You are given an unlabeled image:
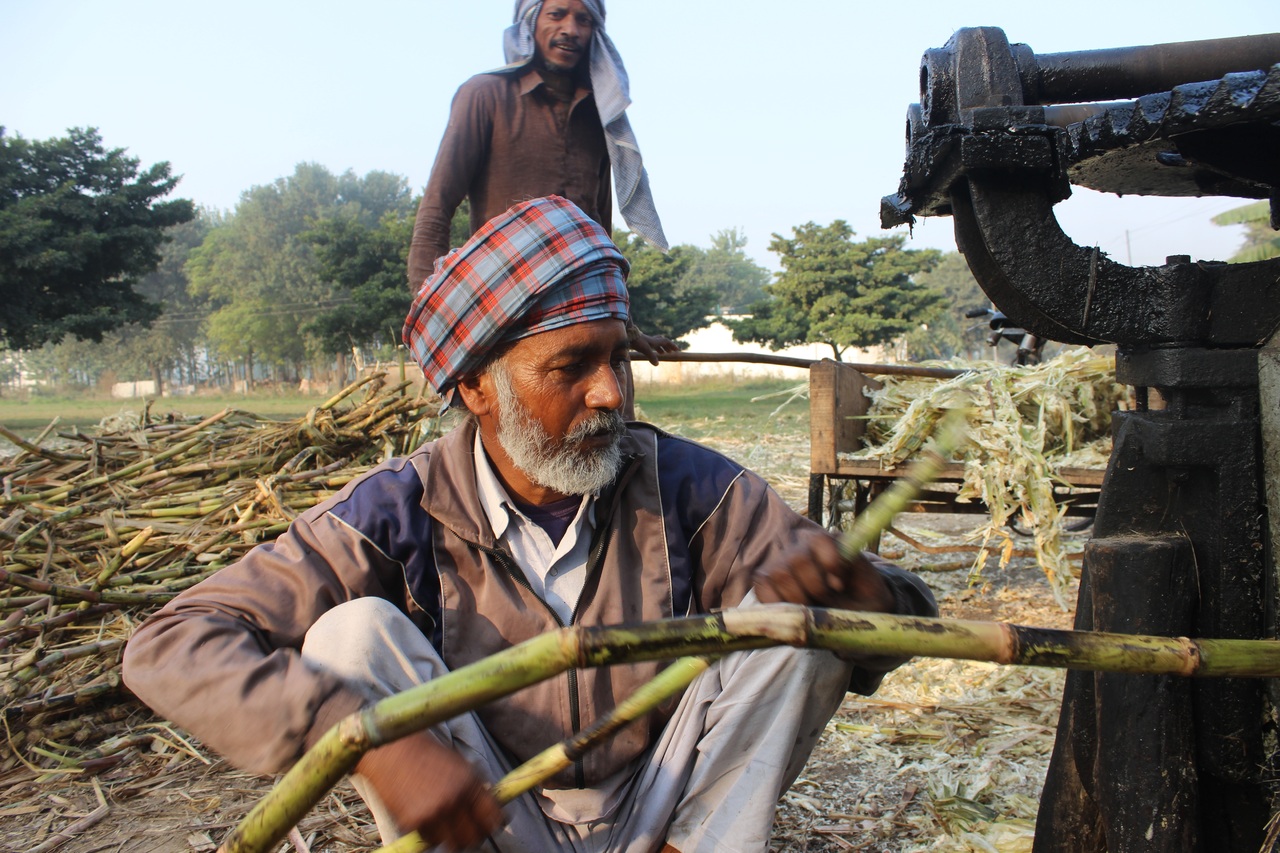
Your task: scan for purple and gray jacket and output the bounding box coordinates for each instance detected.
[123,420,936,787]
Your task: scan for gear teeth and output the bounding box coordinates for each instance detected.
[1063,64,1280,170]
[1219,69,1267,109]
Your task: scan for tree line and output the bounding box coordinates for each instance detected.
[2,127,1001,395]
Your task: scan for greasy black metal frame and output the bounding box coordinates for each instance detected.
[883,27,1280,852]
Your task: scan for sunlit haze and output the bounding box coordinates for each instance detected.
[4,0,1276,270]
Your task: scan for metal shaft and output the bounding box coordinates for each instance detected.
[1030,33,1280,104]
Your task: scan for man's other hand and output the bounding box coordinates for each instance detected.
[627,323,678,366]
[754,534,897,613]
[355,730,504,849]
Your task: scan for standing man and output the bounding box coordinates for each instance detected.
[409,0,673,362]
[124,197,937,852]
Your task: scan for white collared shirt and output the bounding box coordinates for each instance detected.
[473,432,597,625]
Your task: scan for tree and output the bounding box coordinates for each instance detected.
[22,334,112,390]
[0,127,194,350]
[1212,201,1279,263]
[305,206,415,359]
[679,228,770,315]
[730,221,943,360]
[612,230,716,343]
[902,252,991,361]
[110,209,219,392]
[186,164,411,385]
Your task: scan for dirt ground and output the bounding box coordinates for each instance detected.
[0,423,1085,853]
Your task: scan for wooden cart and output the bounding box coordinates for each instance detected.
[806,359,1106,540]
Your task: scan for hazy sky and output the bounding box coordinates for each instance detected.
[4,0,1277,270]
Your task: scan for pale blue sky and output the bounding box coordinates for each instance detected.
[3,0,1277,270]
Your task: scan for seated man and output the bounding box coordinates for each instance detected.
[123,196,936,853]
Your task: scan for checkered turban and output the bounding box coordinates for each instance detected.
[402,195,630,400]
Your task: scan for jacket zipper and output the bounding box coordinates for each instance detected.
[480,456,635,788]
[487,542,595,786]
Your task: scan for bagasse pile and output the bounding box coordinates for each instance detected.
[0,373,445,774]
[851,348,1124,607]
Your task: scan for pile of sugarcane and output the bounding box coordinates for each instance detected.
[849,348,1125,606]
[0,373,446,774]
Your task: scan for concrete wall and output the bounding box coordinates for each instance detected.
[110,380,157,399]
[631,319,885,385]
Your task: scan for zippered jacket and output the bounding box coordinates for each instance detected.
[123,421,936,786]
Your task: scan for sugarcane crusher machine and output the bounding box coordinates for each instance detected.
[882,28,1280,852]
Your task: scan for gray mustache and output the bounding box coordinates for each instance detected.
[565,411,625,444]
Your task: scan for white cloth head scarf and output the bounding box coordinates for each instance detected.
[504,0,669,252]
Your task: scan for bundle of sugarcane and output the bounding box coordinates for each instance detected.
[850,348,1125,606]
[0,373,445,774]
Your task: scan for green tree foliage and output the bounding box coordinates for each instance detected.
[186,164,411,382]
[449,198,472,256]
[902,252,991,361]
[306,207,415,355]
[0,127,194,350]
[730,221,943,360]
[110,209,219,391]
[679,228,770,315]
[612,230,716,343]
[22,334,112,390]
[1212,201,1279,263]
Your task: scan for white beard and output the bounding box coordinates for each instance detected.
[490,362,624,496]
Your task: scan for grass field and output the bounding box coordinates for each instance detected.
[0,376,810,439]
[0,390,325,434]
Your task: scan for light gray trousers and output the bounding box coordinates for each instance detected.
[301,597,852,853]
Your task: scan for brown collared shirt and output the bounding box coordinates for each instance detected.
[408,65,613,290]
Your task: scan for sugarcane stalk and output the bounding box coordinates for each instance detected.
[0,566,202,605]
[79,526,154,609]
[7,638,124,683]
[13,506,86,548]
[3,679,121,720]
[0,604,120,651]
[838,408,967,561]
[159,408,235,443]
[4,437,205,505]
[0,423,84,462]
[318,374,380,412]
[493,654,714,803]
[126,457,271,487]
[377,654,718,853]
[220,604,1280,853]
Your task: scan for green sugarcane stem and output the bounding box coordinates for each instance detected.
[838,408,967,561]
[493,654,714,803]
[0,423,83,462]
[79,527,154,610]
[1,679,122,721]
[219,600,1280,853]
[126,458,270,487]
[5,437,205,505]
[319,374,380,411]
[0,604,119,652]
[160,408,234,443]
[376,655,716,853]
[10,638,124,683]
[13,506,85,548]
[0,566,200,605]
[217,631,580,853]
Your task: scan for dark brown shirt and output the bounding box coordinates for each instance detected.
[408,65,613,290]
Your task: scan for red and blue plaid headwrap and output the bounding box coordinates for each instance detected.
[402,196,630,399]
